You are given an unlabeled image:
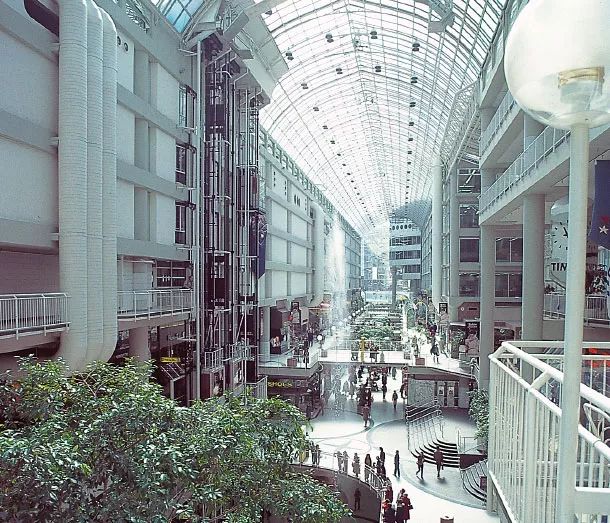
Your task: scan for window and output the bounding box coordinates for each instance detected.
[459,204,479,228]
[175,202,188,245]
[459,273,480,296]
[390,236,421,246]
[458,169,481,194]
[156,261,188,288]
[495,273,522,297]
[175,143,194,186]
[496,237,523,262]
[401,265,421,274]
[390,250,420,260]
[460,238,480,262]
[178,85,196,129]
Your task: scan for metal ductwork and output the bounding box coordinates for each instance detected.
[85,0,104,361]
[99,9,118,362]
[55,0,117,369]
[309,202,325,307]
[56,0,89,370]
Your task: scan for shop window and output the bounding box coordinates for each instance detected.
[459,204,479,228]
[459,273,480,297]
[460,237,480,262]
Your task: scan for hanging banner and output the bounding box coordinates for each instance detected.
[589,160,610,250]
[464,321,480,354]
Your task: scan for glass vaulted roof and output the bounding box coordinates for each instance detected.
[259,0,506,249]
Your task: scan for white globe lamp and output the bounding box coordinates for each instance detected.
[505,2,610,520]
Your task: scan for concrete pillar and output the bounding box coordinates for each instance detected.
[391,267,398,306]
[134,188,150,241]
[134,118,149,171]
[129,326,150,361]
[479,224,495,390]
[449,168,460,321]
[431,159,443,308]
[133,49,150,102]
[521,194,545,339]
[260,306,271,362]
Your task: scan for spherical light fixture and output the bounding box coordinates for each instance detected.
[504,0,610,130]
[317,335,323,341]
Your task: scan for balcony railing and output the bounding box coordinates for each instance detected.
[117,289,193,319]
[0,293,69,338]
[202,348,224,370]
[479,126,570,216]
[488,341,610,523]
[544,293,609,323]
[225,343,252,361]
[480,90,516,154]
[246,376,268,399]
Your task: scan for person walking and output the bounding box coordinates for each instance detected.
[354,487,361,511]
[431,342,440,364]
[392,390,398,411]
[352,453,361,478]
[336,450,343,472]
[315,444,321,466]
[403,494,414,521]
[395,502,405,523]
[379,447,386,465]
[416,451,425,479]
[362,403,371,428]
[381,382,388,401]
[434,446,444,478]
[391,366,397,379]
[393,450,400,476]
[384,482,394,508]
[364,453,372,483]
[382,504,396,523]
[343,451,349,474]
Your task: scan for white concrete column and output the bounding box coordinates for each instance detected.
[391,267,398,306]
[133,49,150,102]
[129,326,150,361]
[478,224,496,390]
[134,188,150,241]
[521,194,545,339]
[449,168,460,321]
[432,159,443,308]
[260,306,271,362]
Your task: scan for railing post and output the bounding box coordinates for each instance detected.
[42,295,47,335]
[14,296,19,339]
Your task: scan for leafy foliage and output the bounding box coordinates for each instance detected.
[468,389,489,444]
[0,358,349,522]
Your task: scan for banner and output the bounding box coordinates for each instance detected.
[589,160,610,250]
[464,321,480,354]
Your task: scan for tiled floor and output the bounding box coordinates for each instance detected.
[309,369,499,522]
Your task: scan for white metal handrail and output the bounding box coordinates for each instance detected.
[246,376,268,399]
[480,90,516,154]
[0,293,69,338]
[117,289,193,319]
[489,341,610,523]
[225,343,252,361]
[202,348,224,369]
[544,293,609,322]
[479,126,570,215]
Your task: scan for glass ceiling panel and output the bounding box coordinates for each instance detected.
[260,0,506,248]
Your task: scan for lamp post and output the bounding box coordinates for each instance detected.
[504,2,610,520]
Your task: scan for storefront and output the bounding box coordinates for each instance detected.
[266,367,322,411]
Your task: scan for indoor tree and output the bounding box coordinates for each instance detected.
[0,358,349,522]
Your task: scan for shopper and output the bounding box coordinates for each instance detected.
[393,450,400,476]
[364,453,372,482]
[354,487,361,511]
[391,366,397,379]
[382,504,396,523]
[385,482,393,503]
[362,403,371,428]
[431,342,440,364]
[343,451,349,474]
[336,450,343,471]
[315,444,321,466]
[379,447,386,464]
[434,446,444,478]
[403,493,414,521]
[416,451,425,479]
[352,453,361,478]
[381,382,388,401]
[395,502,405,523]
[392,390,398,411]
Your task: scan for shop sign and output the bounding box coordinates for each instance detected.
[268,380,294,388]
[160,356,181,363]
[439,302,449,327]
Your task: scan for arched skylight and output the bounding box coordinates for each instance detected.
[259,0,506,248]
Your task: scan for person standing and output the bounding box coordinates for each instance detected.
[416,451,425,479]
[434,446,444,478]
[354,488,361,511]
[342,451,349,473]
[364,453,372,482]
[431,342,440,364]
[392,390,398,411]
[336,450,343,472]
[352,453,361,478]
[315,444,321,467]
[391,366,397,379]
[381,382,388,401]
[379,447,386,465]
[403,493,414,521]
[384,482,394,507]
[393,450,400,476]
[362,403,371,428]
[395,502,405,523]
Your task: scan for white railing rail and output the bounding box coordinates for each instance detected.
[246,376,268,399]
[0,293,69,338]
[480,90,516,153]
[225,343,252,361]
[479,126,570,215]
[117,289,193,319]
[202,348,224,369]
[489,341,610,523]
[544,293,609,323]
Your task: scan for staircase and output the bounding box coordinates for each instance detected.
[461,459,488,503]
[409,436,460,469]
